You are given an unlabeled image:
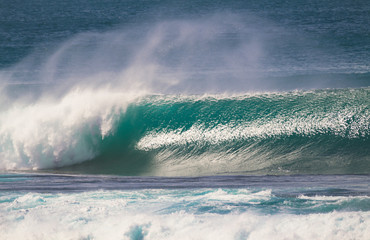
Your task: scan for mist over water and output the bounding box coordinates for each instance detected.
[2,13,269,96]
[1,8,369,98]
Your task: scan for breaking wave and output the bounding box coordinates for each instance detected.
[0,88,369,176]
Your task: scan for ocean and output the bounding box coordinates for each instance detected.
[0,0,369,239]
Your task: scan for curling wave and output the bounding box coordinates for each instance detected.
[0,87,369,176]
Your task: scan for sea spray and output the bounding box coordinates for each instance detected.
[0,13,270,172]
[1,13,269,96]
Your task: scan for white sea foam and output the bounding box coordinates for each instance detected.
[4,211,369,240]
[1,190,369,240]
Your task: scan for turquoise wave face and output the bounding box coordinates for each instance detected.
[51,88,369,176]
[0,88,368,175]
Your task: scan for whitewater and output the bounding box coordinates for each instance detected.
[0,0,369,239]
[1,174,370,239]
